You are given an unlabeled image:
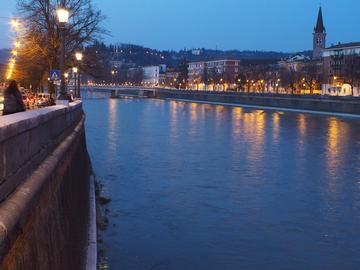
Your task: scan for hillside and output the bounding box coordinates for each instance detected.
[100,43,311,69]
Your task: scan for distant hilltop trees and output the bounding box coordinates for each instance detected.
[96,42,312,66]
[84,41,312,79]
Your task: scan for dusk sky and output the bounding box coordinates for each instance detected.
[0,0,359,52]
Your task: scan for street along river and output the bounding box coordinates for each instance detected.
[83,97,360,270]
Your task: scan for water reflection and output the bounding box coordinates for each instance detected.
[244,111,266,176]
[326,118,348,179]
[272,112,281,143]
[296,114,307,153]
[170,101,179,143]
[84,99,360,270]
[107,99,119,160]
[231,107,243,137]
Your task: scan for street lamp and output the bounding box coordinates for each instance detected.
[72,67,78,97]
[56,6,69,102]
[56,8,70,25]
[75,52,83,98]
[10,19,20,29]
[75,52,83,61]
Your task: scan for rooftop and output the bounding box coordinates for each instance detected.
[326,42,360,50]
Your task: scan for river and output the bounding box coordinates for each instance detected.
[83,97,360,270]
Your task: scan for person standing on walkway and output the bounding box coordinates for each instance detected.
[3,80,26,115]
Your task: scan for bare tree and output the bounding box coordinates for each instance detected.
[177,59,188,89]
[343,53,360,96]
[235,73,246,92]
[280,67,299,94]
[301,61,321,94]
[16,0,105,91]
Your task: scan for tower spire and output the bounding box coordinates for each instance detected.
[314,6,325,33]
[313,6,326,59]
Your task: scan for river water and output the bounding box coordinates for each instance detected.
[83,97,360,270]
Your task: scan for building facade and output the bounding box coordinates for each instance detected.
[142,66,160,86]
[322,43,360,96]
[188,60,240,90]
[279,55,311,72]
[159,71,181,87]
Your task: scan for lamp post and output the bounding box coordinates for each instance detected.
[56,6,69,101]
[75,52,83,98]
[72,67,78,99]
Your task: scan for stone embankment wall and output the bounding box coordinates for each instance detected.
[153,90,360,115]
[0,101,92,270]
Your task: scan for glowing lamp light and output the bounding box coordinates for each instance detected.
[14,42,21,48]
[64,72,69,78]
[10,19,20,28]
[72,67,78,73]
[56,8,70,24]
[75,52,83,61]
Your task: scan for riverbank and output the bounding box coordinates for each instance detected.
[87,87,360,116]
[155,89,360,116]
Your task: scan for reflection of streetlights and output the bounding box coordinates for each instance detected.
[56,6,69,101]
[75,52,83,98]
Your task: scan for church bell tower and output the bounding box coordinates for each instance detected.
[313,7,326,59]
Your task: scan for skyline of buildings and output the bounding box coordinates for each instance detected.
[105,7,360,97]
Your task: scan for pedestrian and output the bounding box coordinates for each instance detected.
[3,80,26,115]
